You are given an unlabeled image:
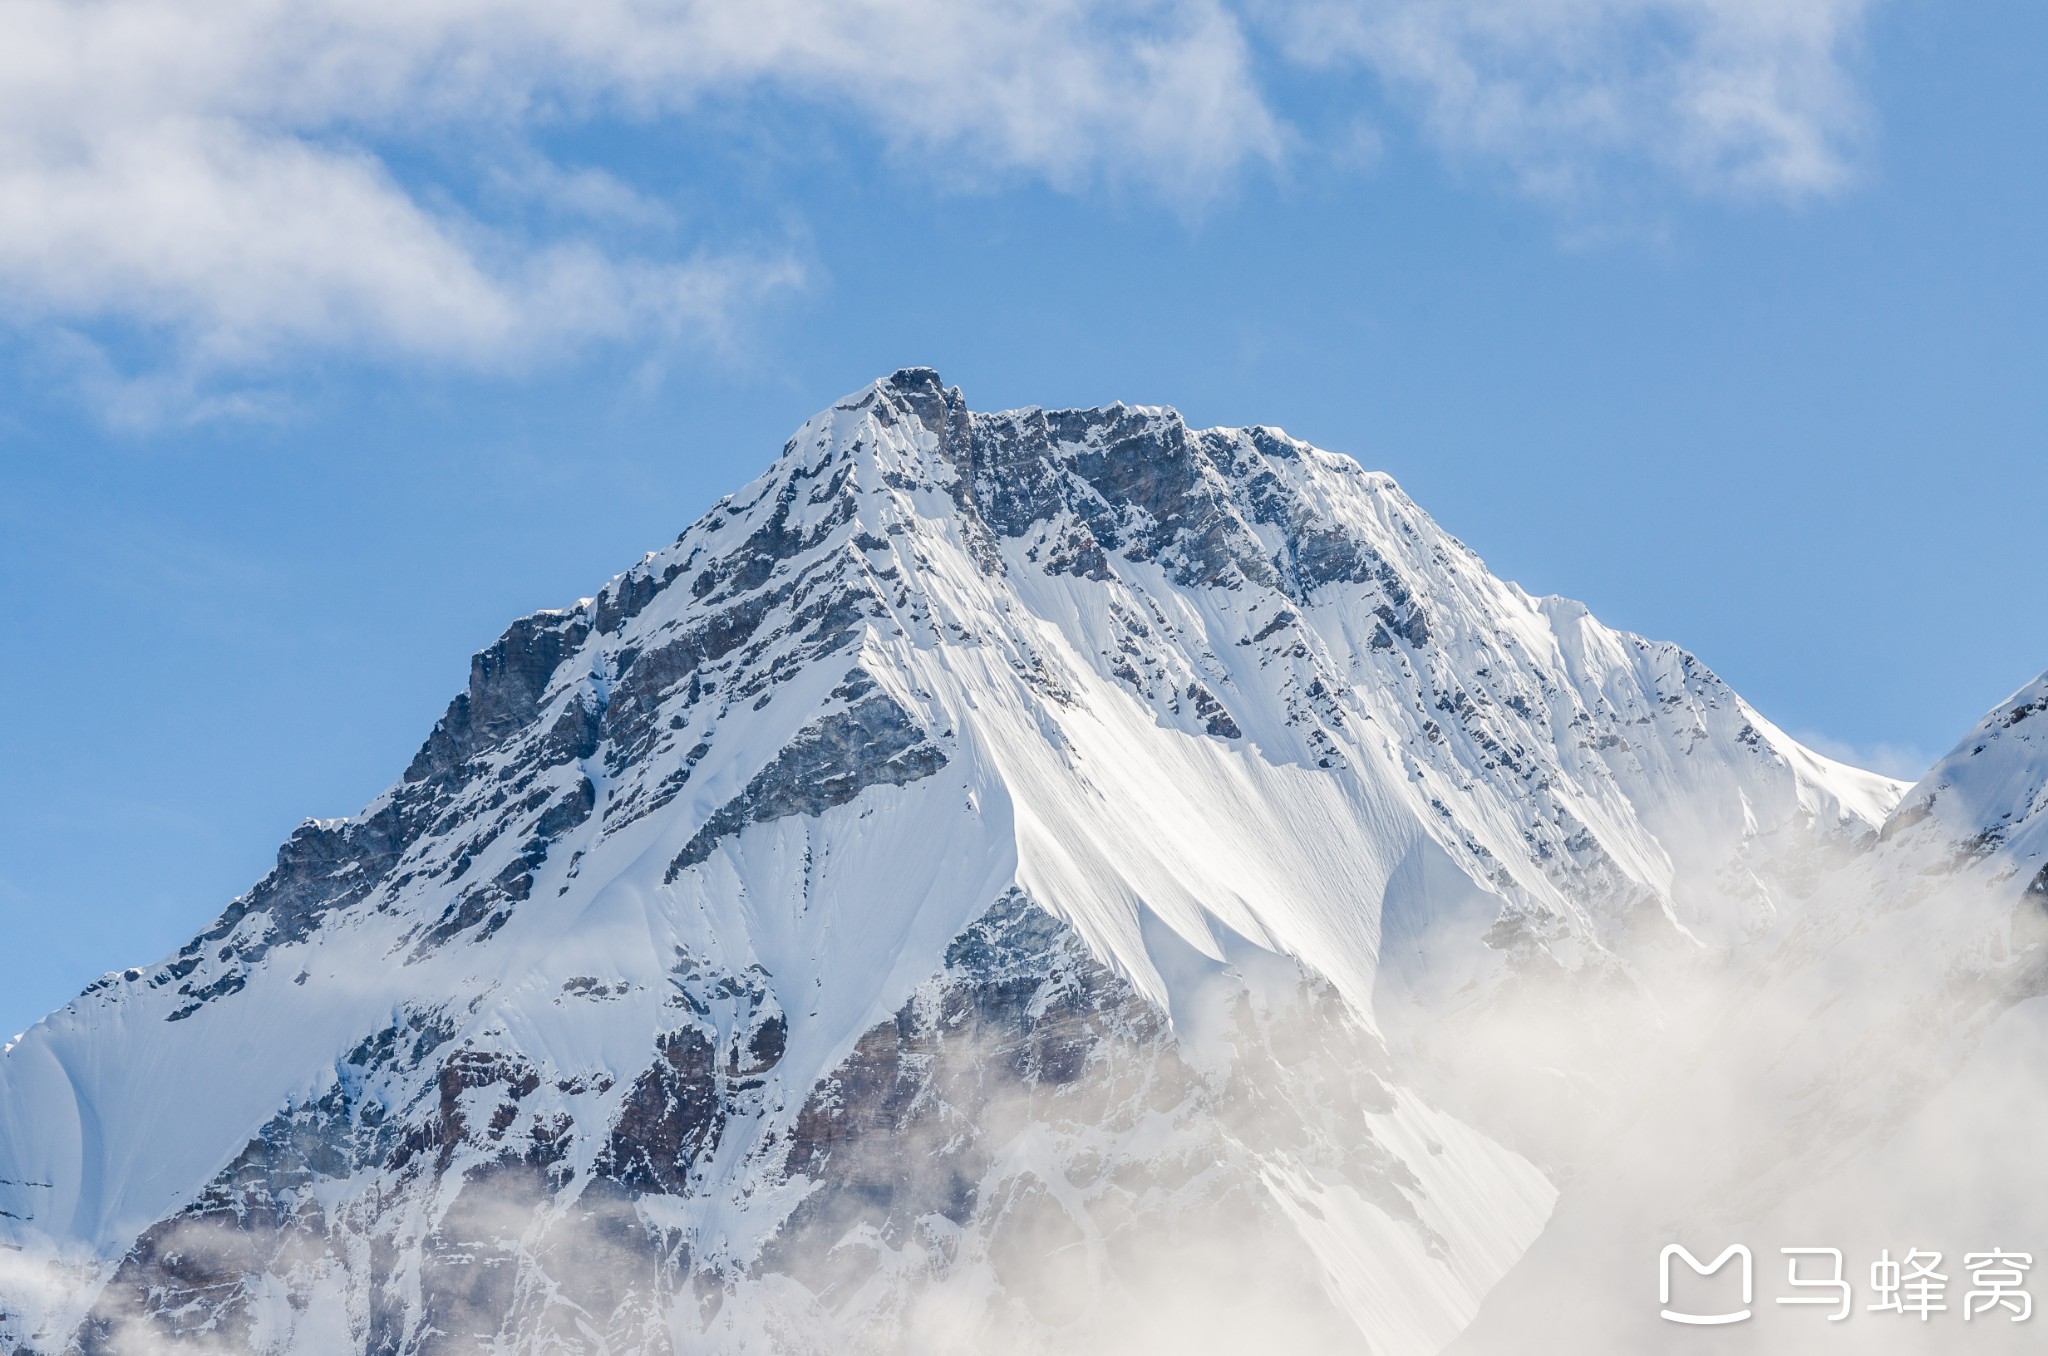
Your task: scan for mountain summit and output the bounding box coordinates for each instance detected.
[0,372,1933,1354]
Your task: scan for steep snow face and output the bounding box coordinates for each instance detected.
[1883,672,2048,894]
[0,371,1902,1355]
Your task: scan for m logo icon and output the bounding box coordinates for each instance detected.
[1661,1244,1753,1325]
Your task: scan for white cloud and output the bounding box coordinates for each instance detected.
[1268,0,1874,199]
[0,0,1277,389]
[0,0,1877,403]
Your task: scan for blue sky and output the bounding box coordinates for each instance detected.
[2,0,2042,1040]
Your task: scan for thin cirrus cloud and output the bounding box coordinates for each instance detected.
[1274,0,1876,200]
[0,0,1874,398]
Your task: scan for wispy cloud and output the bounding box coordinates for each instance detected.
[0,107,802,376]
[0,0,1877,413]
[1269,0,1875,201]
[0,0,1274,390]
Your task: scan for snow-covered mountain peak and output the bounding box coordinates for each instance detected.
[0,374,1925,1356]
[1882,670,2048,893]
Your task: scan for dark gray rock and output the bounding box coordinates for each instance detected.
[405,612,590,791]
[594,1029,724,1198]
[665,693,947,879]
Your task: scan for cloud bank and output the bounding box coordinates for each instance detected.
[0,0,1876,389]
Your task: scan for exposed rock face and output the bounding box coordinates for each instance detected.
[666,688,946,877]
[748,894,1428,1352]
[3,371,1942,1356]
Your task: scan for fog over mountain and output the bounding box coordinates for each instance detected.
[2,371,2041,1355]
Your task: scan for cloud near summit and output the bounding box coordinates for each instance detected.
[0,0,1874,382]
